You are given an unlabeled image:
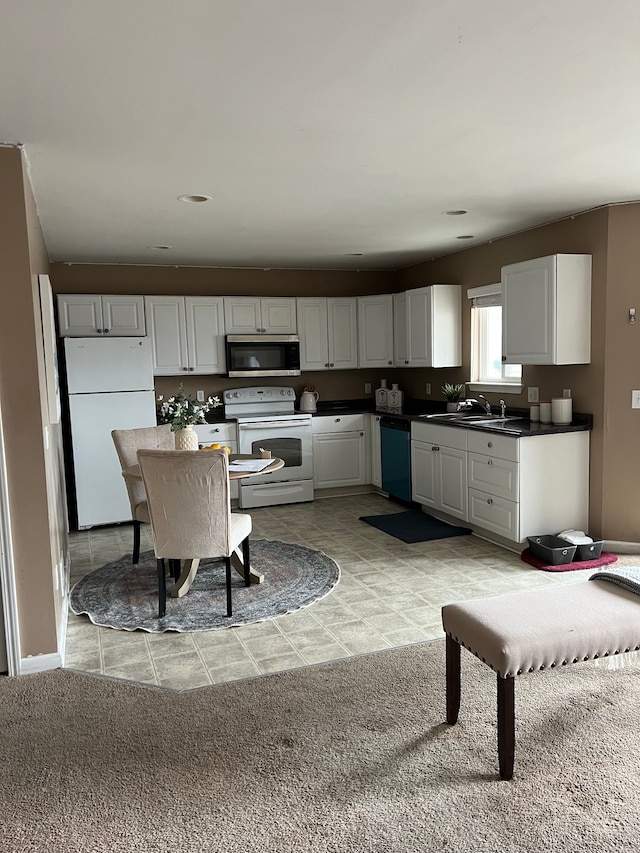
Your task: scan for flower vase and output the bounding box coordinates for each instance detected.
[446,402,459,413]
[174,425,199,450]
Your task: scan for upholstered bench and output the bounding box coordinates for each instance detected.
[441,577,640,780]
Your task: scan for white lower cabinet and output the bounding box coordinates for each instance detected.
[370,414,382,488]
[412,422,590,545]
[312,415,367,489]
[411,422,468,521]
[193,423,239,499]
[467,429,589,544]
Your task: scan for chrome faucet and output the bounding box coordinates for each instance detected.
[499,399,507,417]
[456,395,492,415]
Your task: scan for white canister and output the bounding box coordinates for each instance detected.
[529,404,540,422]
[551,397,572,425]
[539,401,552,424]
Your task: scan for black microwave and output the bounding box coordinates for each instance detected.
[225,335,301,378]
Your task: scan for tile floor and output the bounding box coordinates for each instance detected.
[65,492,611,691]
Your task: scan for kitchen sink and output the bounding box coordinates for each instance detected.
[420,412,522,424]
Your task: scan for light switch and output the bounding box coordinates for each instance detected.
[196,390,205,402]
[632,390,640,409]
[527,387,539,403]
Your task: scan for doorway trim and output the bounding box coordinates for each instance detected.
[0,397,21,676]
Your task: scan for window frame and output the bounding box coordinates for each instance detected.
[467,283,523,395]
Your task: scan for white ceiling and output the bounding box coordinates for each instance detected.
[2,1,640,271]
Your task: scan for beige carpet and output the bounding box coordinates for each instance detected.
[1,639,639,852]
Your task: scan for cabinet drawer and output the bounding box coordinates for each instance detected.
[410,421,467,450]
[193,422,237,445]
[468,488,519,541]
[467,430,518,462]
[312,414,365,433]
[468,453,519,501]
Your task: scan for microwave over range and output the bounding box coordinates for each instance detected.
[225,335,301,378]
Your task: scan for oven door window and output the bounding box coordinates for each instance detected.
[248,436,301,468]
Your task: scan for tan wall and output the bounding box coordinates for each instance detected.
[601,205,640,540]
[0,147,59,658]
[396,208,613,537]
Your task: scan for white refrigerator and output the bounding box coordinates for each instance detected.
[64,337,157,529]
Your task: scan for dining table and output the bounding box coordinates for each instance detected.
[122,453,284,596]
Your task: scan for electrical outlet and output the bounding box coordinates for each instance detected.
[562,388,572,398]
[196,390,205,402]
[527,387,539,403]
[632,390,640,409]
[364,383,372,394]
[425,383,431,395]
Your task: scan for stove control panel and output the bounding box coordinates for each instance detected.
[223,386,295,405]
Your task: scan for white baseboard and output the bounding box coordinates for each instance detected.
[20,652,63,675]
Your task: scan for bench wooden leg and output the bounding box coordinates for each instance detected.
[446,635,461,724]
[497,675,515,780]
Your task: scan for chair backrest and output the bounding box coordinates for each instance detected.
[137,449,232,560]
[111,424,175,515]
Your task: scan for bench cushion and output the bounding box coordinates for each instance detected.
[442,580,640,678]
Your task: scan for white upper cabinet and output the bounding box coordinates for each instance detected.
[297,297,358,371]
[357,294,394,368]
[223,297,297,334]
[501,254,592,365]
[57,294,146,337]
[393,291,408,366]
[145,296,226,375]
[393,285,461,367]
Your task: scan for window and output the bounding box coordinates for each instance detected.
[468,284,522,393]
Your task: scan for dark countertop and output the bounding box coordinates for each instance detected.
[303,398,592,437]
[204,398,592,438]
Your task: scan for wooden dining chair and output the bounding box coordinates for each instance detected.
[111,424,175,564]
[137,448,252,619]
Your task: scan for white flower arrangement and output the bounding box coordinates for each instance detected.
[157,385,222,431]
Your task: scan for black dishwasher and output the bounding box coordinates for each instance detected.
[380,416,413,503]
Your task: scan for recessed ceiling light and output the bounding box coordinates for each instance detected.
[456,235,474,240]
[443,209,468,216]
[178,194,212,203]
[149,245,171,250]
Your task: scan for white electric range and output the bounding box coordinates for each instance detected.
[223,386,314,508]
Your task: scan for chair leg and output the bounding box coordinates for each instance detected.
[242,537,251,587]
[157,558,166,618]
[497,675,515,780]
[224,556,232,616]
[132,520,141,564]
[445,635,461,724]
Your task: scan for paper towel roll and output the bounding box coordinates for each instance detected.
[551,397,572,425]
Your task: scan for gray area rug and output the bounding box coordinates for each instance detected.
[2,640,640,852]
[70,539,340,632]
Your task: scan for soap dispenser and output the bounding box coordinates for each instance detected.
[387,383,403,412]
[375,379,388,412]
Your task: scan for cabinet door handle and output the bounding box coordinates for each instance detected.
[487,442,493,448]
[189,367,194,371]
[502,356,506,362]
[388,360,392,365]
[359,432,364,437]
[487,459,493,466]
[404,359,409,364]
[330,362,334,367]
[104,328,110,333]
[335,418,341,423]
[432,446,439,451]
[325,363,330,368]
[183,367,189,371]
[97,328,103,334]
[487,498,493,505]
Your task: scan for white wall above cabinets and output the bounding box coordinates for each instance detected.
[223,297,297,334]
[502,254,592,365]
[144,296,226,376]
[297,297,358,370]
[393,284,461,367]
[57,294,146,337]
[357,294,394,368]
